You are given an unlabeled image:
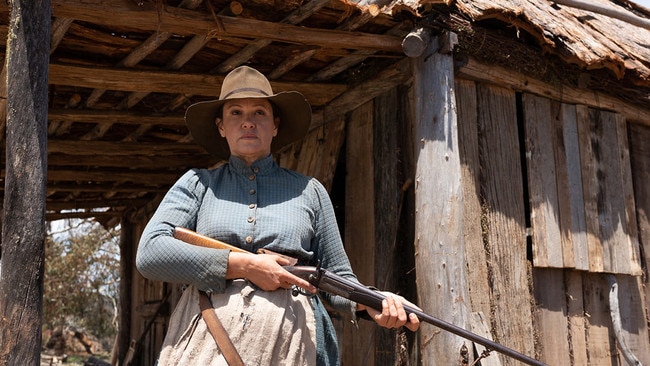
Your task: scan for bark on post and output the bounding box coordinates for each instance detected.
[0,0,51,364]
[411,34,470,364]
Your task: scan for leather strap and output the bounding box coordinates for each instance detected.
[199,291,245,366]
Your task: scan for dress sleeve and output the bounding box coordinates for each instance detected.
[309,178,360,316]
[136,169,231,293]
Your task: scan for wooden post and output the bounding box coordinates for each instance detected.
[0,0,51,364]
[118,218,134,365]
[411,34,470,364]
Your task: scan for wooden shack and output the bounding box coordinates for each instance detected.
[0,0,649,365]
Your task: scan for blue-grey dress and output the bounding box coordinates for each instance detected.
[136,155,359,365]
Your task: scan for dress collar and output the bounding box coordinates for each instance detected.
[228,155,277,175]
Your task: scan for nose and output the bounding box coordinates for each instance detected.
[242,117,255,129]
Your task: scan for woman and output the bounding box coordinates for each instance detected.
[136,66,419,365]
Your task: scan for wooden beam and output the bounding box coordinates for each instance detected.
[46,198,150,211]
[47,153,215,169]
[48,108,185,126]
[37,169,182,185]
[46,210,123,221]
[40,0,404,52]
[457,57,650,125]
[47,139,205,156]
[44,183,169,193]
[49,63,346,106]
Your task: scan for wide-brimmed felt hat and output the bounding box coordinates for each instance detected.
[185,66,312,160]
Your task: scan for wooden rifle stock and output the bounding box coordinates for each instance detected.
[172,226,297,264]
[173,226,249,253]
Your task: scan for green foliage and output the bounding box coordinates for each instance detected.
[43,219,120,343]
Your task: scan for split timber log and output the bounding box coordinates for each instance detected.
[48,63,346,107]
[15,0,405,52]
[0,0,51,365]
[411,36,471,364]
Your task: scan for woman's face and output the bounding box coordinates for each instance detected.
[216,98,279,165]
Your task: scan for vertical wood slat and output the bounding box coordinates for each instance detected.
[565,271,589,366]
[582,275,617,365]
[456,79,492,322]
[576,105,604,272]
[276,116,345,191]
[576,108,641,275]
[612,114,642,275]
[342,101,375,366]
[628,122,650,315]
[477,84,536,361]
[614,275,650,364]
[551,101,577,268]
[523,94,563,268]
[411,38,470,365]
[373,89,406,365]
[559,103,589,271]
[532,269,571,366]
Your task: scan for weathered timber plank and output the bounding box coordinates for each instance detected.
[49,63,346,106]
[558,103,589,271]
[612,114,642,275]
[477,83,536,361]
[48,140,205,156]
[532,269,571,365]
[41,0,404,52]
[576,105,604,272]
[457,58,650,125]
[523,93,563,268]
[412,38,469,365]
[586,109,640,275]
[582,274,617,364]
[550,101,576,269]
[613,275,650,364]
[342,101,375,366]
[373,88,409,365]
[628,122,650,314]
[469,312,502,366]
[48,109,185,126]
[321,59,410,125]
[456,79,492,319]
[565,270,588,366]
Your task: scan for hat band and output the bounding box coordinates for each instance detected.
[223,87,270,99]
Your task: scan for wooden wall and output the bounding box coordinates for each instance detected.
[455,76,650,365]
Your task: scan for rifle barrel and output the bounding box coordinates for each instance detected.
[406,306,546,366]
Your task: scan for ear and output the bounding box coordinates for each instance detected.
[216,118,226,137]
[272,117,279,137]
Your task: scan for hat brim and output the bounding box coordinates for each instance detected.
[185,91,312,160]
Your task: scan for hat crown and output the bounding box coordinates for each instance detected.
[220,66,273,100]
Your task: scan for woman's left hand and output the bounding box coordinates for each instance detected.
[358,292,420,332]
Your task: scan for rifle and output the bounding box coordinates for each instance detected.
[172,227,546,366]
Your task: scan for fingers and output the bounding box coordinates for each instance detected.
[370,294,420,331]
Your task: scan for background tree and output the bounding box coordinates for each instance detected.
[43,219,121,353]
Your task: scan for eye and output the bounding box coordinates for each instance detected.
[255,109,267,116]
[228,108,241,116]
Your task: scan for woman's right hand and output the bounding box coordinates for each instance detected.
[226,252,316,293]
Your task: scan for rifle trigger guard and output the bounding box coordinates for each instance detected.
[291,285,316,298]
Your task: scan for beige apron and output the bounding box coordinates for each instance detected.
[158,280,317,366]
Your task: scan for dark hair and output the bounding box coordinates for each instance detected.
[215,99,279,120]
